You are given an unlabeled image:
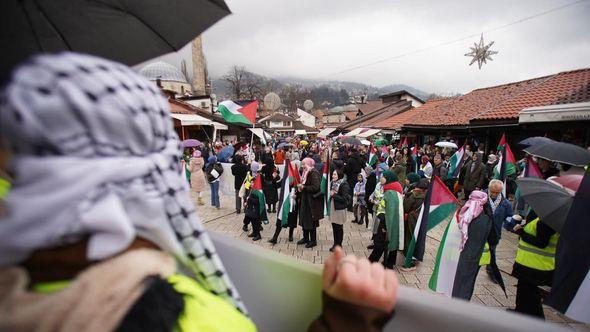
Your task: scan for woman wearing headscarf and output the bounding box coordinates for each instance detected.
[452,190,495,300]
[0,53,399,332]
[205,155,224,209]
[368,171,404,269]
[296,157,324,249]
[329,169,350,251]
[188,150,206,205]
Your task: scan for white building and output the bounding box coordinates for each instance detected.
[139,61,192,96]
[296,108,316,128]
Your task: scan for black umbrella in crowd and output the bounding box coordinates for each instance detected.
[523,141,590,167]
[1,0,231,82]
[518,136,554,148]
[516,177,574,233]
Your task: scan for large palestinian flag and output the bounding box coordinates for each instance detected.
[218,100,258,125]
[251,174,269,224]
[322,146,332,217]
[404,176,459,268]
[277,160,299,227]
[546,169,590,323]
[447,145,465,180]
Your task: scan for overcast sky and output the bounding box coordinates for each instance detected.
[151,0,590,94]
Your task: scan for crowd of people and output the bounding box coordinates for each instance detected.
[181,131,577,321]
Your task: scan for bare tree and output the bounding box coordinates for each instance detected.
[281,83,311,115]
[222,65,247,100]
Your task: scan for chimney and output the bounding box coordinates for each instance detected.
[191,36,206,96]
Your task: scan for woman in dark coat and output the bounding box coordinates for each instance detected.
[297,157,324,249]
[262,156,280,212]
[329,169,350,251]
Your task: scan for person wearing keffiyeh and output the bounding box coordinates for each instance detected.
[0,53,399,332]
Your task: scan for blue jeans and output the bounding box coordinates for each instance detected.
[210,181,220,208]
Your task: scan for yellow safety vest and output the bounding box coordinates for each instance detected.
[514,218,559,271]
[0,177,10,199]
[479,243,491,266]
[244,173,253,190]
[34,274,257,332]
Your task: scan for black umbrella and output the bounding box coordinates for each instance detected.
[518,136,554,148]
[338,136,362,146]
[516,177,574,232]
[1,0,231,82]
[523,141,590,167]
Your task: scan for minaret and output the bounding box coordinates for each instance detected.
[191,36,207,96]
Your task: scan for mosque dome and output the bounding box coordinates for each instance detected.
[139,61,188,83]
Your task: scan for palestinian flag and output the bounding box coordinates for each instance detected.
[546,169,590,323]
[447,145,465,180]
[514,155,542,213]
[218,100,258,125]
[322,146,332,216]
[404,176,459,268]
[382,186,405,251]
[251,174,269,224]
[368,143,378,167]
[278,160,299,227]
[494,133,517,196]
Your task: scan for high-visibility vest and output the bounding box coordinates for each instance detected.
[514,218,559,271]
[479,243,491,266]
[0,177,10,199]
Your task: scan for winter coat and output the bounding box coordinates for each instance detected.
[263,171,281,204]
[188,157,206,192]
[433,162,448,180]
[391,163,407,187]
[231,163,249,190]
[299,169,324,229]
[205,162,224,183]
[461,160,486,192]
[332,180,351,211]
[485,192,513,244]
[364,173,377,213]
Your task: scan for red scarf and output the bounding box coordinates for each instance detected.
[383,182,403,194]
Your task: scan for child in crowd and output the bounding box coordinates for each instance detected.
[353,173,368,226]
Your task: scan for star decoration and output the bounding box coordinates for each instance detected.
[465,34,498,69]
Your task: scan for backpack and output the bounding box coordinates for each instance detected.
[206,163,223,182]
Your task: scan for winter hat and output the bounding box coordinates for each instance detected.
[382,170,398,184]
[406,172,420,184]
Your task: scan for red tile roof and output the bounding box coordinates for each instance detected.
[340,100,412,130]
[380,98,454,129]
[357,100,392,115]
[474,68,590,120]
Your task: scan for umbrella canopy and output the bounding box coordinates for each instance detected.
[518,136,554,148]
[524,141,590,167]
[338,136,362,146]
[299,140,309,146]
[1,0,231,82]
[374,138,388,146]
[435,141,458,149]
[516,177,574,232]
[182,139,202,148]
[360,139,371,146]
[216,145,234,162]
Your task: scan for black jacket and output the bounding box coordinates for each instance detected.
[364,173,377,205]
[231,163,249,190]
[332,181,351,210]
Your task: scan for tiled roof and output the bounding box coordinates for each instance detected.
[340,100,412,130]
[404,76,550,127]
[344,111,358,120]
[357,100,391,115]
[474,68,590,120]
[380,98,453,129]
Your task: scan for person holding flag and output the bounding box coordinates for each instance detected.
[269,158,300,244]
[368,171,404,269]
[329,169,351,251]
[243,167,269,241]
[493,133,519,197]
[296,158,324,249]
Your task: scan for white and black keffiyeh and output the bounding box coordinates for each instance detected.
[0,53,246,313]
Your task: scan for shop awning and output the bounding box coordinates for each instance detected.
[294,129,307,135]
[357,129,381,138]
[170,113,228,130]
[249,128,272,145]
[345,127,365,136]
[519,102,590,123]
[317,127,337,137]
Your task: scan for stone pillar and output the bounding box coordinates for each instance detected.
[191,36,207,96]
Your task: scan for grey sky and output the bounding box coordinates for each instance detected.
[151,0,590,94]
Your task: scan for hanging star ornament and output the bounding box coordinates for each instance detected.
[465,34,498,69]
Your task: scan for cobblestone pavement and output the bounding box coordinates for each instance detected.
[193,188,588,330]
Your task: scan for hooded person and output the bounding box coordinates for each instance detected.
[0,52,400,332]
[296,157,324,249]
[368,171,404,269]
[188,150,206,205]
[205,155,223,209]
